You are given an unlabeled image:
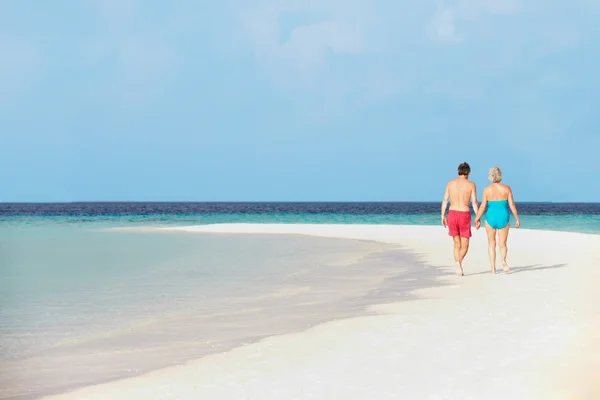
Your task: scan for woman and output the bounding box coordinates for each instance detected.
[474,166,520,274]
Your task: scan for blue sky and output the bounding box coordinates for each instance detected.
[1,0,598,202]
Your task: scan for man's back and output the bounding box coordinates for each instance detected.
[447,178,475,212]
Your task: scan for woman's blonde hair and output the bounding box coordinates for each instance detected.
[488,166,502,183]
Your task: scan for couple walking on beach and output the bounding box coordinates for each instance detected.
[441,162,520,276]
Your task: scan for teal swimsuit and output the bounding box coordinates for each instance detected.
[485,200,510,229]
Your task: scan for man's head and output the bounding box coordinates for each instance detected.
[457,162,471,177]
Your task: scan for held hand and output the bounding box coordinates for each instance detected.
[515,219,520,229]
[474,218,481,230]
[442,216,447,228]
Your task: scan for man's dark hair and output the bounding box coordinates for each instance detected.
[458,162,471,176]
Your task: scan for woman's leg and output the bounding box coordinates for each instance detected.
[498,224,510,273]
[484,221,497,273]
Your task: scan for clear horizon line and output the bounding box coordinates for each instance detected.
[1,201,599,205]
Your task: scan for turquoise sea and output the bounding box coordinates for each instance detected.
[3,212,600,234]
[1,202,599,399]
[2,201,599,234]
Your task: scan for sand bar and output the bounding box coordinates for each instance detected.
[45,224,600,399]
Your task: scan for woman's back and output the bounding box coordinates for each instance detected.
[486,182,510,201]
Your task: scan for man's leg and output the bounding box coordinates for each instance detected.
[452,236,461,262]
[459,237,470,265]
[456,211,471,275]
[448,211,464,276]
[453,236,464,276]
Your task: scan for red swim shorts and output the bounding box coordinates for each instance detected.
[447,210,472,238]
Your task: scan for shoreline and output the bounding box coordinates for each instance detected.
[111,222,599,243]
[2,231,449,400]
[3,213,600,237]
[42,224,600,399]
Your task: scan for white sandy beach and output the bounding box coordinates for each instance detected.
[44,224,600,400]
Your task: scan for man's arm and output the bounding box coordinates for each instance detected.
[471,183,479,215]
[474,188,488,222]
[441,184,449,226]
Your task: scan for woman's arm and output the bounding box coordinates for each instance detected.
[508,186,520,228]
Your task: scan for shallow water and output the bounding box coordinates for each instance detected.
[0,227,444,399]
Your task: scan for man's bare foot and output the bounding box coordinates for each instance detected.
[490,268,496,274]
[502,261,510,274]
[456,262,464,276]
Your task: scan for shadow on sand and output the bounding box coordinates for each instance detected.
[466,263,568,276]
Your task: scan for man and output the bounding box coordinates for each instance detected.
[441,162,479,276]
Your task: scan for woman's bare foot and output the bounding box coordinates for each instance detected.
[502,261,510,274]
[490,268,496,274]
